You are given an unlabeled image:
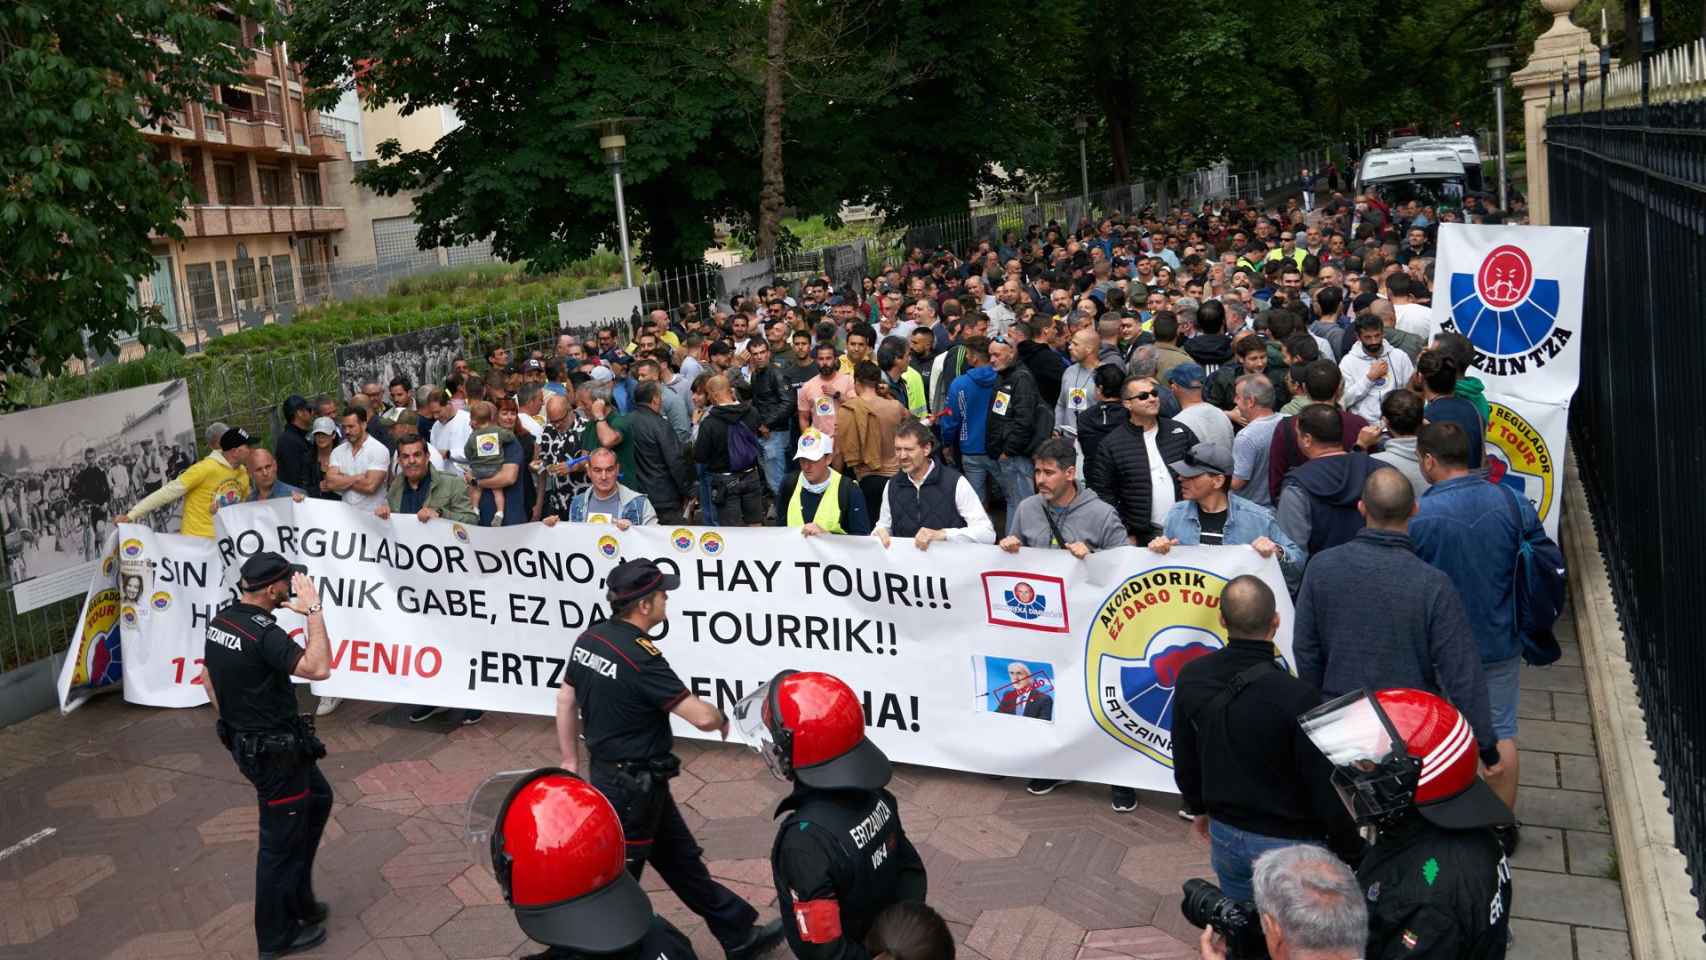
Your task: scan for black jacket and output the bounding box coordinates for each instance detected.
[985,364,1051,458]
[275,423,317,493]
[1015,340,1066,408]
[1360,813,1512,960]
[1183,333,1235,371]
[772,787,927,960]
[1172,639,1360,856]
[1086,417,1198,542]
[749,363,794,432]
[626,406,694,511]
[1074,400,1125,468]
[693,402,758,473]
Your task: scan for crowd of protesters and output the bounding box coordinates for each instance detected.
[111,181,1547,958]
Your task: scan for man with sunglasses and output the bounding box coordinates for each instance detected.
[1086,376,1198,545]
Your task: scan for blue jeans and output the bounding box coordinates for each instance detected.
[1208,819,1321,902]
[960,454,993,509]
[1484,655,1521,741]
[759,430,790,497]
[696,465,719,526]
[996,455,1034,534]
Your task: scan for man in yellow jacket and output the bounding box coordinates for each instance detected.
[117,427,253,538]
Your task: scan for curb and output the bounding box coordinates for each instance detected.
[1562,450,1704,957]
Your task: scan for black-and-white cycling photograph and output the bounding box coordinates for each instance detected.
[0,380,194,610]
[335,323,465,400]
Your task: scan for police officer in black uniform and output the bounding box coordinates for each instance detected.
[1301,688,1514,959]
[478,767,699,960]
[733,669,928,960]
[555,558,784,960]
[201,552,335,960]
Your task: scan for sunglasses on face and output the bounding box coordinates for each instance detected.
[1124,391,1158,402]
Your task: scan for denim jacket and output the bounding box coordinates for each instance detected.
[567,483,657,526]
[1410,474,1540,664]
[1162,494,1307,593]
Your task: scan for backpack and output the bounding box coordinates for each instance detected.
[1496,484,1566,666]
[727,417,761,473]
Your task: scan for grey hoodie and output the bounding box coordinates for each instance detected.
[1372,435,1430,497]
[1008,485,1129,551]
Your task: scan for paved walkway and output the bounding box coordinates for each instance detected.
[0,607,1633,960]
[1507,606,1633,960]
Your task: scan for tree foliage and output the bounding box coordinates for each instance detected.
[0,0,275,397]
[289,0,1076,270]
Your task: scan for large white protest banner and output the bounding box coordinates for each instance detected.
[81,500,1295,792]
[1434,222,1589,538]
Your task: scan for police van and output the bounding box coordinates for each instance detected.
[1356,143,1469,209]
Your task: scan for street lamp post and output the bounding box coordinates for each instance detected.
[588,118,637,288]
[1487,50,1512,211]
[1073,116,1089,206]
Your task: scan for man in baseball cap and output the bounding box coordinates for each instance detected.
[775,428,871,536]
[117,426,254,539]
[1149,440,1304,590]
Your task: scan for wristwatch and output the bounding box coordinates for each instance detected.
[306,603,323,614]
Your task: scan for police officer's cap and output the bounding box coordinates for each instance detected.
[238,551,307,591]
[607,559,679,605]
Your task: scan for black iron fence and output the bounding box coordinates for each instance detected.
[1547,37,1706,923]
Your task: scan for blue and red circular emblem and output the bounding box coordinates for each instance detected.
[1448,244,1560,356]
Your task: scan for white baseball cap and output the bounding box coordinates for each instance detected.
[794,428,833,462]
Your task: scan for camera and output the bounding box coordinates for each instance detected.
[1180,879,1268,959]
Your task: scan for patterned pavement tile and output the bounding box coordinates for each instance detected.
[431,905,526,959]
[360,886,465,939]
[965,906,1086,960]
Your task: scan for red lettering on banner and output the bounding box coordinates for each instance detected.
[329,639,443,679]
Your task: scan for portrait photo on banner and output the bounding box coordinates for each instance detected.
[974,655,1057,722]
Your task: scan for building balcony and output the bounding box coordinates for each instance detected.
[225,110,285,150]
[243,47,277,80]
[308,121,349,161]
[157,204,348,239]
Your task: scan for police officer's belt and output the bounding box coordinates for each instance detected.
[216,715,328,761]
[591,755,681,779]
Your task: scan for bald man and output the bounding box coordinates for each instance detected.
[248,448,307,502]
[1172,573,1360,900]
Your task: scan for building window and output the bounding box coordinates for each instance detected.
[234,257,260,301]
[213,161,239,205]
[272,255,296,304]
[257,165,285,205]
[183,148,207,204]
[186,263,218,322]
[214,261,233,318]
[204,106,223,133]
[266,84,284,120]
[297,169,322,205]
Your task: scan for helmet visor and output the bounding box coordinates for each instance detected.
[732,682,789,781]
[1299,690,1414,824]
[463,768,540,874]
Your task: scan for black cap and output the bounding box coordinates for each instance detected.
[283,394,310,418]
[607,559,680,605]
[523,358,545,371]
[238,551,307,591]
[219,427,252,452]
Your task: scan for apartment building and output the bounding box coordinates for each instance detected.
[136,10,348,339]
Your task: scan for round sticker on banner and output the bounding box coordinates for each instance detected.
[121,538,144,559]
[1485,402,1554,525]
[102,554,115,576]
[671,528,696,553]
[597,535,620,559]
[149,591,171,612]
[1083,567,1286,768]
[122,605,139,627]
[700,531,724,556]
[452,523,471,544]
[1447,243,1562,357]
[815,396,835,418]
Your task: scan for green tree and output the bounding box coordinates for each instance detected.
[288,0,1077,270]
[0,0,277,399]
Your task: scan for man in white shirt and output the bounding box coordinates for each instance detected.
[1388,273,1437,342]
[516,384,546,439]
[322,406,390,513]
[873,419,995,549]
[423,387,472,477]
[1337,314,1415,422]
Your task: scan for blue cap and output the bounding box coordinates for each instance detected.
[1168,363,1207,388]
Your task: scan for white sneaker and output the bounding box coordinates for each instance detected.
[315,697,341,716]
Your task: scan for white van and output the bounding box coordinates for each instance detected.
[1356,146,1468,208]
